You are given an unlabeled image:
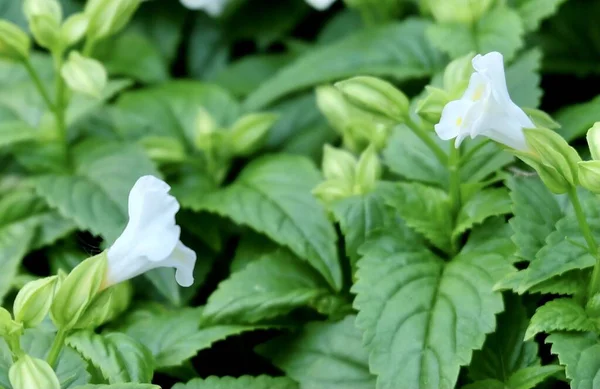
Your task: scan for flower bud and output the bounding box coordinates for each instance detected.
[427,0,493,23]
[442,52,474,95]
[587,122,600,160]
[50,252,107,330]
[0,307,23,338]
[578,161,600,194]
[312,180,353,205]
[522,108,560,130]
[416,86,449,124]
[61,52,107,98]
[193,107,218,151]
[13,276,58,328]
[85,0,141,42]
[355,145,381,193]
[228,113,278,157]
[334,76,410,122]
[514,151,571,194]
[315,85,353,134]
[9,355,60,389]
[0,21,31,61]
[60,13,89,47]
[74,281,132,329]
[322,145,356,182]
[23,0,62,51]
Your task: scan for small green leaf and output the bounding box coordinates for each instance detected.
[454,188,512,239]
[385,182,453,252]
[555,94,600,142]
[258,315,374,389]
[526,299,596,340]
[547,331,600,389]
[196,155,342,291]
[172,376,298,389]
[513,0,568,32]
[528,270,587,295]
[427,7,524,61]
[66,331,154,384]
[505,48,542,108]
[203,250,330,324]
[0,121,37,148]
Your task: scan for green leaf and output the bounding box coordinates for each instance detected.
[186,14,229,80]
[528,270,587,295]
[462,379,506,389]
[525,299,596,340]
[330,185,395,271]
[74,385,160,389]
[203,250,330,324]
[555,94,600,142]
[508,175,563,262]
[34,140,160,243]
[547,331,600,389]
[0,120,37,147]
[385,182,453,252]
[66,331,154,384]
[454,188,512,240]
[229,231,278,273]
[505,48,543,109]
[427,7,524,61]
[118,305,264,369]
[172,376,298,389]
[460,140,514,184]
[195,155,342,291]
[352,222,514,389]
[244,19,445,110]
[506,365,563,389]
[258,315,374,389]
[512,0,567,31]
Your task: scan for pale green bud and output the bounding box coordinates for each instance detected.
[523,128,582,189]
[50,252,107,330]
[513,152,571,194]
[416,86,449,124]
[13,276,58,328]
[334,76,410,122]
[0,307,23,338]
[322,145,357,182]
[315,85,353,134]
[23,0,62,51]
[578,161,600,194]
[193,107,218,151]
[442,52,474,94]
[85,0,141,42]
[61,52,107,98]
[312,180,353,205]
[60,13,89,47]
[355,145,381,193]
[523,108,560,130]
[139,136,186,164]
[0,21,31,61]
[586,122,600,160]
[427,0,493,23]
[74,281,132,329]
[228,113,278,157]
[9,355,60,389]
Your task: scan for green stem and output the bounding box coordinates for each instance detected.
[23,59,55,111]
[46,329,67,368]
[449,144,462,216]
[406,115,447,164]
[82,38,96,57]
[570,188,600,298]
[53,55,68,150]
[460,139,490,166]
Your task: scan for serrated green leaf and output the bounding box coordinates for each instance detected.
[506,365,563,389]
[66,331,154,384]
[330,184,396,272]
[118,305,264,369]
[462,379,506,389]
[34,140,160,243]
[74,385,160,389]
[547,331,600,389]
[258,315,374,389]
[526,299,596,340]
[454,188,512,240]
[555,94,600,142]
[385,182,453,252]
[195,154,341,291]
[352,221,514,389]
[427,7,524,61]
[512,0,568,31]
[172,376,298,389]
[508,175,563,262]
[528,270,587,295]
[244,19,444,110]
[203,250,331,324]
[460,140,514,184]
[505,48,543,108]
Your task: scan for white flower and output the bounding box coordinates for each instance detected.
[434,51,534,151]
[179,0,336,14]
[105,175,196,287]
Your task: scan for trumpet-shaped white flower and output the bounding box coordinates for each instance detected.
[105,176,196,287]
[435,51,534,151]
[179,0,336,14]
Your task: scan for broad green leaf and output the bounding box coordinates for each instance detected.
[511,0,568,31]
[508,175,563,262]
[525,299,596,339]
[548,331,600,389]
[330,185,396,271]
[187,14,229,80]
[172,376,298,389]
[118,305,264,369]
[244,19,445,110]
[528,270,587,295]
[195,155,342,291]
[555,94,600,142]
[229,231,278,273]
[203,250,331,324]
[462,379,505,389]
[0,121,37,147]
[352,221,514,389]
[454,188,512,239]
[506,365,563,389]
[258,315,374,389]
[460,140,514,184]
[317,9,363,45]
[74,385,160,389]
[385,182,453,252]
[427,7,524,61]
[35,140,160,243]
[66,331,154,384]
[505,49,542,109]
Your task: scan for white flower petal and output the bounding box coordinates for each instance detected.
[163,242,197,287]
[180,0,228,16]
[435,99,474,141]
[472,51,511,103]
[305,0,337,10]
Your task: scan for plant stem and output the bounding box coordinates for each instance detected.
[53,55,68,151]
[23,59,54,111]
[448,144,462,215]
[82,38,96,57]
[405,115,447,164]
[46,329,67,368]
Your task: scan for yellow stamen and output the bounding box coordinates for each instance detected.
[472,85,484,101]
[455,117,463,126]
